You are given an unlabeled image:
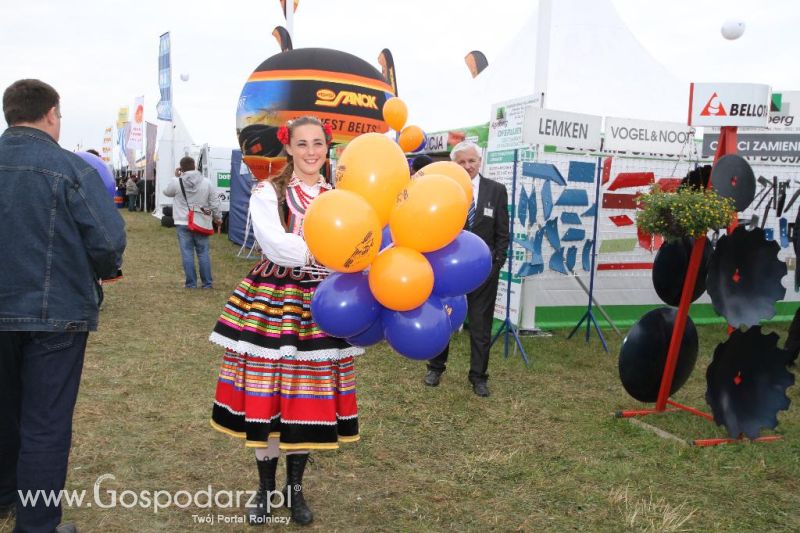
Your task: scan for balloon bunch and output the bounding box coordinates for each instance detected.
[304,133,492,360]
[383,97,426,153]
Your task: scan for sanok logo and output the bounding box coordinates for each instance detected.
[315,89,378,110]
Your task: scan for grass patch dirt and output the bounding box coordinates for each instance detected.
[3,210,798,532]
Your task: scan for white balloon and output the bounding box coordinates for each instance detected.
[180,73,190,82]
[721,19,745,40]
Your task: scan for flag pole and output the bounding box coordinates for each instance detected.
[534,0,552,109]
[285,0,294,40]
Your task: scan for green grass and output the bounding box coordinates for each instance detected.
[2,210,799,532]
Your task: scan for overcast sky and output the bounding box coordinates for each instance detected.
[1,0,798,155]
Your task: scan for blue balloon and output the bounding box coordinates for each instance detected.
[346,316,384,347]
[382,295,451,360]
[414,132,427,152]
[311,271,380,338]
[441,295,467,333]
[424,231,492,297]
[380,225,394,251]
[76,151,116,198]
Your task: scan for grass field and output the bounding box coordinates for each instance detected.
[3,210,799,532]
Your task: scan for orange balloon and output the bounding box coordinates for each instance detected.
[335,132,410,226]
[382,97,408,132]
[390,175,468,252]
[398,125,425,153]
[414,161,473,204]
[304,189,382,273]
[368,247,433,311]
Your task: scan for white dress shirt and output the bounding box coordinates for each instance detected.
[249,180,315,267]
[471,174,480,207]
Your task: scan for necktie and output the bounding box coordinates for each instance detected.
[468,201,476,228]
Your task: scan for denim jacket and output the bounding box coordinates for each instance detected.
[0,126,127,331]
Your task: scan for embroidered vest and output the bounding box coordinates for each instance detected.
[275,176,330,236]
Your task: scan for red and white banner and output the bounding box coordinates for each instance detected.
[127,96,144,150]
[688,83,771,128]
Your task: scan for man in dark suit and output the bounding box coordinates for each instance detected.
[424,141,509,397]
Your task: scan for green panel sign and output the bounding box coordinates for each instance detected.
[599,238,637,253]
[486,150,516,164]
[216,172,231,187]
[772,92,783,112]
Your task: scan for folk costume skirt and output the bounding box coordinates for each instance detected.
[209,259,363,451]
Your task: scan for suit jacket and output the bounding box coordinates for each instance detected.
[469,174,509,270]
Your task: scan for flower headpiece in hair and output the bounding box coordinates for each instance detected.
[322,122,333,143]
[277,125,290,145]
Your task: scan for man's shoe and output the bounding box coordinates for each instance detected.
[472,381,490,397]
[424,370,442,387]
[55,524,78,533]
[0,502,14,518]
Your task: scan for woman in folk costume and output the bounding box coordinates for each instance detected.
[209,116,362,526]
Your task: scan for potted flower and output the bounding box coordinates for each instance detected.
[636,184,736,242]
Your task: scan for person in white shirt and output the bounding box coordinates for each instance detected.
[208,116,362,526]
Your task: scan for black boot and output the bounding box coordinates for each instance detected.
[285,453,313,525]
[248,457,278,526]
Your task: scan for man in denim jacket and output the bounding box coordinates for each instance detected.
[0,79,126,533]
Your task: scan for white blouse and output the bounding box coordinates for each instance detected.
[249,180,314,267]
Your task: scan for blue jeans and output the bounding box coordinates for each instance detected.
[176,225,212,288]
[0,331,88,533]
[127,194,137,211]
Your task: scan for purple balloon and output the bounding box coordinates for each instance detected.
[311,272,380,338]
[424,231,492,297]
[76,151,116,198]
[346,316,384,347]
[441,295,467,333]
[413,133,427,152]
[382,295,451,360]
[380,225,394,251]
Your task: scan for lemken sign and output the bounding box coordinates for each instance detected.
[688,83,771,128]
[523,107,602,151]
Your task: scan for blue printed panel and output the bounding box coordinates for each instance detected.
[555,189,589,207]
[522,162,566,186]
[568,161,595,183]
[515,156,599,277]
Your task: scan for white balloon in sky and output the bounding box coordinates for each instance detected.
[721,19,745,40]
[180,73,190,82]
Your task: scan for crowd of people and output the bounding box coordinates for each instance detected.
[0,79,509,531]
[116,171,154,212]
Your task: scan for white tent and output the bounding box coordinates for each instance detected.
[402,0,688,131]
[154,109,196,217]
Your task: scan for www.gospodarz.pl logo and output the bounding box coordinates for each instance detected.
[17,473,296,517]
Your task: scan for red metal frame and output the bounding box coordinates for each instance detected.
[693,436,782,447]
[617,126,783,447]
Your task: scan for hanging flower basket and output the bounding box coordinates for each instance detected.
[636,185,736,243]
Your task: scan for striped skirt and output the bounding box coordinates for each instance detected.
[209,259,363,450]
